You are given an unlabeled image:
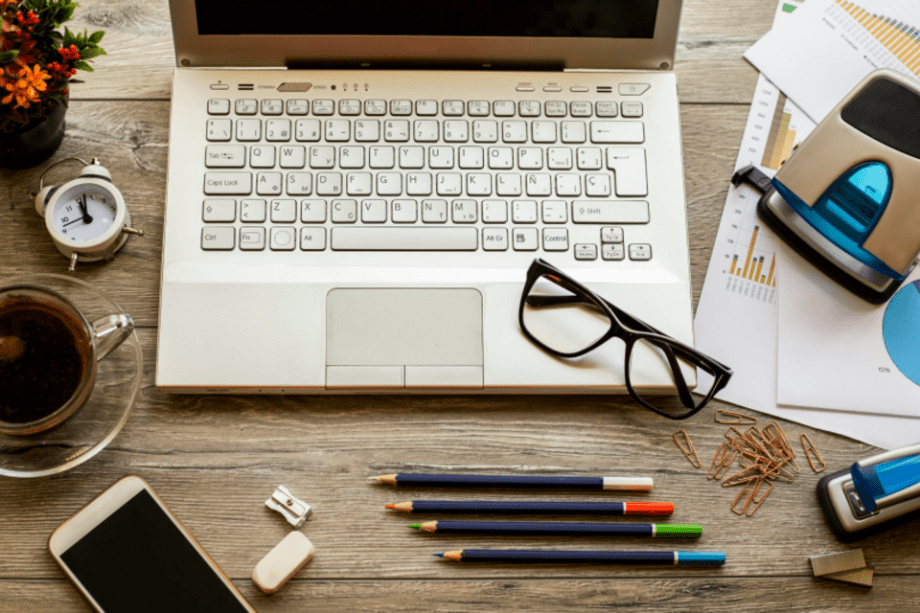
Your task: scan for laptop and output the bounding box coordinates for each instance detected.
[157,0,694,393]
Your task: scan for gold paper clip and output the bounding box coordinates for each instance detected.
[707,442,737,480]
[731,480,758,515]
[715,410,757,425]
[746,480,773,516]
[673,430,701,468]
[801,434,826,473]
[722,465,762,487]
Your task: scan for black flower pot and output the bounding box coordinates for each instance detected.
[0,101,67,169]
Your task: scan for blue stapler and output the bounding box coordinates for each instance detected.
[817,443,920,541]
[733,69,920,303]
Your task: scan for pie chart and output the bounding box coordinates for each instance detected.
[883,280,920,387]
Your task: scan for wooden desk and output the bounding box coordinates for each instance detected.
[2,1,917,610]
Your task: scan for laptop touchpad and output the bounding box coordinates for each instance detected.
[326,288,483,388]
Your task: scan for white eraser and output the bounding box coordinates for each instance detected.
[252,532,315,594]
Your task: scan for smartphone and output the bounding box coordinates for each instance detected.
[48,475,256,613]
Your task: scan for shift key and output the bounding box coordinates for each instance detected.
[205,172,252,195]
[572,200,649,224]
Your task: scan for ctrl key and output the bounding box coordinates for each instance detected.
[253,532,315,594]
[201,226,235,250]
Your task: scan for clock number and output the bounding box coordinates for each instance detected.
[66,205,73,212]
[62,216,70,222]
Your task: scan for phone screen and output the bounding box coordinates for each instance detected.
[59,489,249,613]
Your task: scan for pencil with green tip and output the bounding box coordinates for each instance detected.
[434,550,726,564]
[410,521,701,538]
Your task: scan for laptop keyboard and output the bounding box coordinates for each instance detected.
[201,97,651,261]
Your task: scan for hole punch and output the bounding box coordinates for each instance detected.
[673,430,701,468]
[715,410,757,425]
[801,434,827,473]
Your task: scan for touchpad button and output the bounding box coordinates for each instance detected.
[326,289,483,367]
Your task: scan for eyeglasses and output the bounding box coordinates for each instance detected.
[518,259,733,419]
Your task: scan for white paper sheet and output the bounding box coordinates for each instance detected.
[776,245,920,418]
[744,0,920,123]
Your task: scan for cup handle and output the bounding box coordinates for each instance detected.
[91,313,135,360]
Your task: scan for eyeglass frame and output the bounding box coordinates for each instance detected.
[518,258,733,419]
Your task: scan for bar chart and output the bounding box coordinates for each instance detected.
[837,0,920,77]
[730,226,777,287]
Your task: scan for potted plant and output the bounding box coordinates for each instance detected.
[0,0,105,168]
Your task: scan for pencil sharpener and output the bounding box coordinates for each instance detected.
[739,69,920,303]
[817,442,920,541]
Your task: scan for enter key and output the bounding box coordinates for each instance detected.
[607,147,648,197]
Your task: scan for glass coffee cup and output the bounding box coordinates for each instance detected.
[0,284,134,436]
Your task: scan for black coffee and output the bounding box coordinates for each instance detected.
[0,301,88,424]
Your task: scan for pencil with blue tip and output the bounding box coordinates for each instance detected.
[386,501,674,515]
[435,550,726,564]
[410,521,701,538]
[370,473,653,491]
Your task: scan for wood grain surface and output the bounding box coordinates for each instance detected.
[2,1,918,611]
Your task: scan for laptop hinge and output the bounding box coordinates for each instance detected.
[284,60,564,71]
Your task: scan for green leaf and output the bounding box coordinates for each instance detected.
[89,30,105,44]
[0,50,19,63]
[72,60,92,72]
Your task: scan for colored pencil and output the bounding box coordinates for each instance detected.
[435,549,726,564]
[370,473,653,491]
[410,521,701,538]
[386,501,674,515]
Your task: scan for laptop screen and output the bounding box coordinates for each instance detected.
[194,0,659,39]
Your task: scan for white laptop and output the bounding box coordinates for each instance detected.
[157,0,695,394]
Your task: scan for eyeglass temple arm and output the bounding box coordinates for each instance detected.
[525,294,732,373]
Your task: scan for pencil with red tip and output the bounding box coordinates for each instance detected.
[370,473,653,491]
[386,501,673,515]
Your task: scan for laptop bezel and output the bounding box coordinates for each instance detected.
[168,0,682,71]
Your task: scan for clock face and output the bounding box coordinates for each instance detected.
[51,184,119,242]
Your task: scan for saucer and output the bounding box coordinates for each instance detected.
[0,274,143,478]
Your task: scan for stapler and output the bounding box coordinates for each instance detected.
[817,443,920,541]
[732,69,920,303]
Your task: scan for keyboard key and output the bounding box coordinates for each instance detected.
[468,100,490,116]
[543,228,569,251]
[300,227,326,250]
[414,120,439,142]
[286,99,309,115]
[300,199,327,222]
[575,243,598,260]
[541,199,568,223]
[518,101,541,117]
[236,118,261,141]
[406,172,433,196]
[205,172,252,195]
[316,172,343,196]
[493,101,515,116]
[384,120,410,142]
[590,121,645,144]
[502,121,527,143]
[270,199,297,223]
[517,147,543,169]
[596,101,619,117]
[250,145,276,168]
[312,100,334,115]
[570,101,592,117]
[465,173,491,196]
[240,226,266,250]
[203,199,236,222]
[365,100,387,115]
[360,199,387,223]
[346,171,372,196]
[561,121,587,143]
[602,244,625,261]
[606,147,648,197]
[629,243,652,260]
[355,120,380,142]
[488,146,513,169]
[531,121,557,143]
[428,146,454,169]
[525,173,552,197]
[399,146,425,169]
[392,199,418,223]
[512,199,538,223]
[586,173,612,197]
[331,199,358,223]
[309,146,335,168]
[436,172,462,196]
[495,173,522,196]
[443,100,465,116]
[601,227,624,243]
[421,199,448,223]
[235,99,257,115]
[241,199,267,222]
[270,226,297,250]
[205,145,245,168]
[331,227,478,250]
[458,146,484,169]
[279,145,306,169]
[482,228,509,251]
[325,120,351,141]
[572,200,649,224]
[202,226,235,250]
[369,146,395,168]
[482,199,508,223]
[206,119,232,141]
[451,199,478,223]
[295,119,321,142]
[545,101,567,117]
[555,174,582,196]
[444,120,469,142]
[208,99,230,115]
[261,99,283,115]
[286,172,313,195]
[547,147,573,170]
[390,100,412,115]
[339,146,365,169]
[577,146,603,170]
[256,172,283,195]
[512,227,539,251]
[339,99,361,115]
[473,120,498,143]
[377,172,403,196]
[416,100,438,115]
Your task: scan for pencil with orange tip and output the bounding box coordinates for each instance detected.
[386,501,673,515]
[370,473,653,491]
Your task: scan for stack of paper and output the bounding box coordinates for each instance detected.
[694,0,920,450]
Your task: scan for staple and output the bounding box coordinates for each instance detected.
[673,429,702,468]
[801,434,827,473]
[746,480,773,516]
[715,410,757,425]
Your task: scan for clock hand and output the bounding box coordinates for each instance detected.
[63,217,86,227]
[78,195,93,224]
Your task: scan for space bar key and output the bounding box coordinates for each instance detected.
[331,227,479,250]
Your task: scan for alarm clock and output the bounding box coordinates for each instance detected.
[34,157,143,271]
